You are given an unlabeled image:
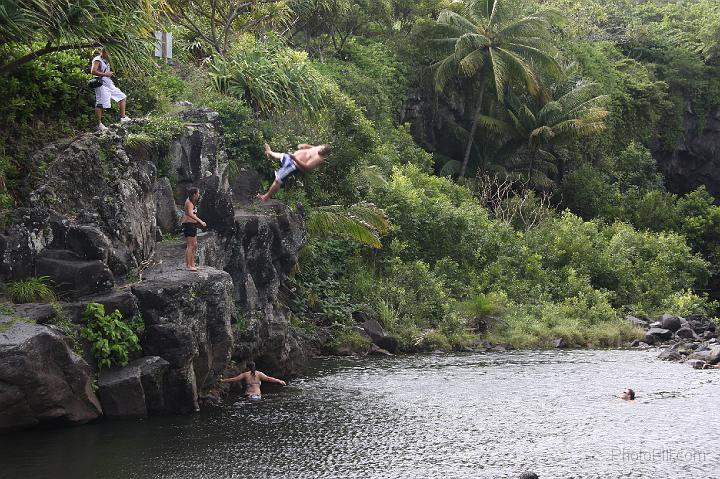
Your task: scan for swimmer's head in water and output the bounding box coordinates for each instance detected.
[247,361,256,376]
[622,388,635,400]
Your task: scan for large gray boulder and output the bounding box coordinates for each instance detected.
[131,249,234,414]
[625,315,649,329]
[686,315,717,335]
[708,346,720,366]
[660,314,683,332]
[129,356,170,414]
[36,250,114,299]
[28,127,157,269]
[675,327,697,340]
[0,317,101,432]
[647,328,673,341]
[98,365,147,419]
[0,208,66,281]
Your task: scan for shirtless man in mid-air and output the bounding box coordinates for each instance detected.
[256,142,332,201]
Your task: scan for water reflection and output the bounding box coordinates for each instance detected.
[1,350,718,479]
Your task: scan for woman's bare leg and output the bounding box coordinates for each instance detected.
[95,106,103,125]
[119,98,126,117]
[186,236,198,270]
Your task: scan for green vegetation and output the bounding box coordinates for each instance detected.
[80,303,142,369]
[2,0,719,352]
[4,276,56,303]
[332,327,371,352]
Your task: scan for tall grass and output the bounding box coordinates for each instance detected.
[5,276,56,303]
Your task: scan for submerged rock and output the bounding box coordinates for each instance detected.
[658,349,683,361]
[98,365,147,419]
[686,359,706,369]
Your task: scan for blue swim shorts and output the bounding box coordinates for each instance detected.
[275,153,298,184]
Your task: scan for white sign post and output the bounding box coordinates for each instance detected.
[154,31,173,62]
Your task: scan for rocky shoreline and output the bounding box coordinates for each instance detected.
[0,108,311,432]
[627,313,720,369]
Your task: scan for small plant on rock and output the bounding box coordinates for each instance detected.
[81,303,142,370]
[5,276,56,303]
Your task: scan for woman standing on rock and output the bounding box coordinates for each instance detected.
[220,361,287,401]
[90,47,131,131]
[182,187,206,272]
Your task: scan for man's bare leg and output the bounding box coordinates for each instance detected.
[257,180,281,202]
[265,143,284,161]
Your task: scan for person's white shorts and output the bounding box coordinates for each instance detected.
[95,80,127,109]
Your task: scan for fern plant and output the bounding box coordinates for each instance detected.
[306,202,391,249]
[5,276,56,303]
[80,303,142,370]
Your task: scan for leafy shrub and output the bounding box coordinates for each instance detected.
[81,303,142,369]
[209,36,326,114]
[5,276,56,303]
[125,116,185,175]
[0,49,92,128]
[332,327,371,352]
[661,290,719,317]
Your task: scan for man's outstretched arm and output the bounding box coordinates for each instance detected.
[297,143,314,150]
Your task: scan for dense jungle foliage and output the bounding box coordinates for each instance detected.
[2,0,720,350]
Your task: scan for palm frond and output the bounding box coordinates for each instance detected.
[432,53,459,91]
[437,9,479,34]
[307,203,390,249]
[458,47,486,77]
[495,47,540,97]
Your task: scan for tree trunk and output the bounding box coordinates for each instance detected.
[460,76,488,177]
[0,42,100,76]
[528,148,536,181]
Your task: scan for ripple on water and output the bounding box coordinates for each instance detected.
[0,349,718,479]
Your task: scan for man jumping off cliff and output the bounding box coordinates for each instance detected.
[256,142,332,202]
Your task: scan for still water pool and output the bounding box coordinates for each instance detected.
[1,350,718,479]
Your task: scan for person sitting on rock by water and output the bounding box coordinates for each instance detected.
[90,47,131,131]
[220,361,287,401]
[620,388,635,400]
[182,187,206,272]
[256,142,332,202]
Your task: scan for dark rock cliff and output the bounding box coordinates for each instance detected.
[0,108,308,432]
[653,103,720,199]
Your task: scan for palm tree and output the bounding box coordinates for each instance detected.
[432,0,561,177]
[0,0,157,75]
[477,79,609,186]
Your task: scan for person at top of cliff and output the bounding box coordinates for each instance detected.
[256,142,332,202]
[182,187,206,272]
[620,388,635,400]
[220,361,287,401]
[90,47,131,131]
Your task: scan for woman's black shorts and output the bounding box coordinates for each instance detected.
[182,222,198,237]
